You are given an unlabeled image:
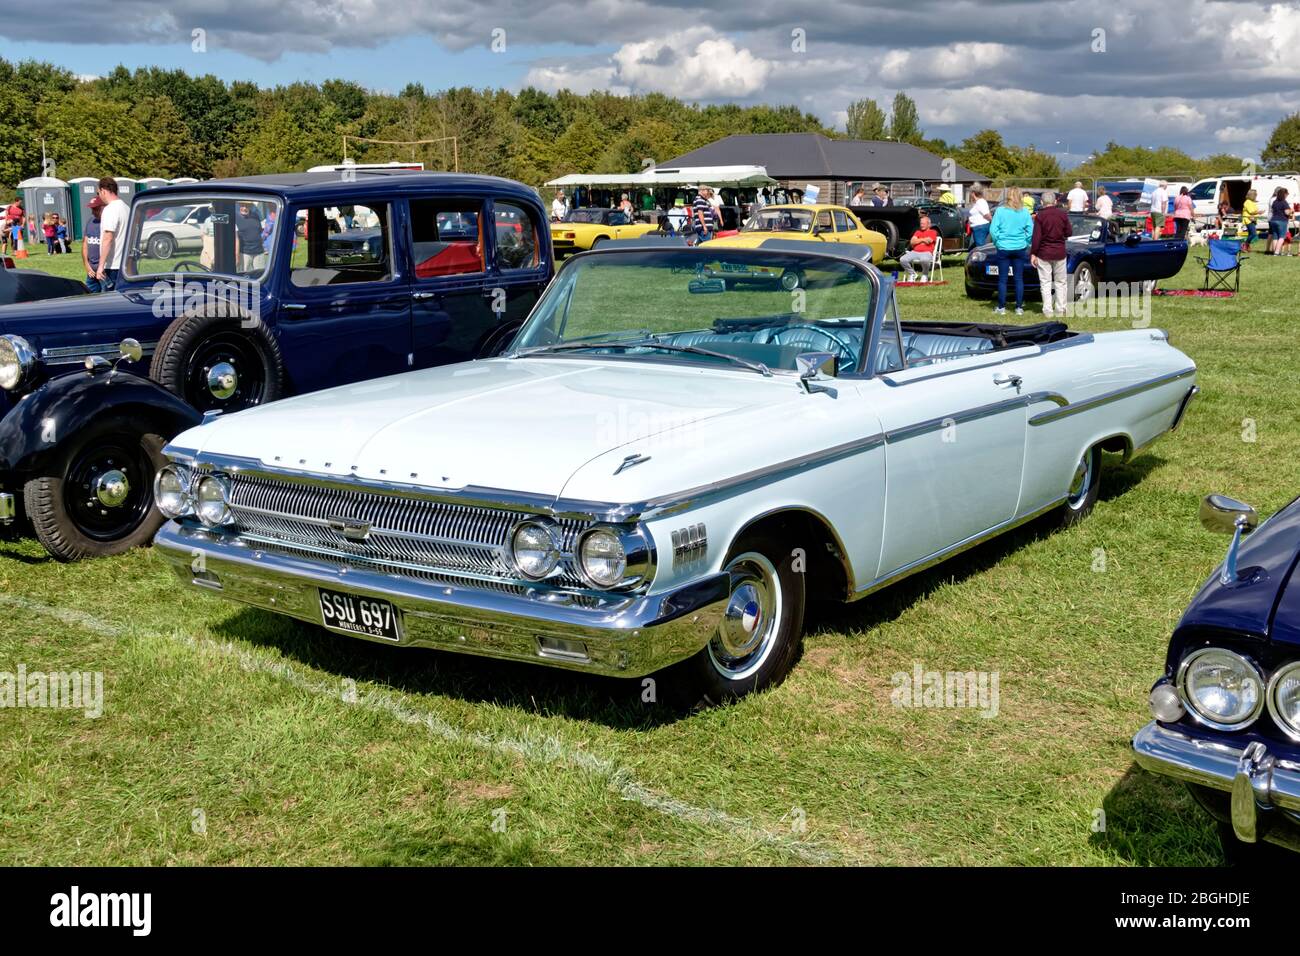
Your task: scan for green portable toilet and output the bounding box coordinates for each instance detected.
[17,176,72,245]
[136,177,169,193]
[113,178,138,204]
[67,176,99,240]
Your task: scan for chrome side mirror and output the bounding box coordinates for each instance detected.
[1200,494,1258,536]
[1200,494,1258,586]
[796,352,838,395]
[119,338,143,363]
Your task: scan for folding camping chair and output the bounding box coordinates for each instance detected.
[927,237,945,282]
[1196,237,1245,292]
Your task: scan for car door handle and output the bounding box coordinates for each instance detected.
[993,372,1023,388]
[411,291,436,301]
[282,303,306,311]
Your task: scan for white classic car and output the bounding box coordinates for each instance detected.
[151,241,1198,706]
[138,202,212,260]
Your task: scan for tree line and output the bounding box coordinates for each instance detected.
[1,57,1295,197]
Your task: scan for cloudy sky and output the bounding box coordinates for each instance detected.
[4,0,1297,163]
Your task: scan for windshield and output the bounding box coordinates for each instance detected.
[511,249,876,374]
[565,208,607,224]
[124,194,281,281]
[743,208,815,233]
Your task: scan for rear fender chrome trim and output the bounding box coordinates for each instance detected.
[1029,367,1196,426]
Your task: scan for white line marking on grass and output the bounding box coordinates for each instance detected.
[1,593,839,864]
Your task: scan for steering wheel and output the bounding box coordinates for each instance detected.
[770,325,859,367]
[173,260,212,273]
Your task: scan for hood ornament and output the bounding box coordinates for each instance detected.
[614,453,651,475]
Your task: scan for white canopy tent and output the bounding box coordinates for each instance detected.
[545,164,776,190]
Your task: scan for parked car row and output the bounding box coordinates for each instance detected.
[1,168,1292,861]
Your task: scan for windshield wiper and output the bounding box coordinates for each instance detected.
[513,338,772,377]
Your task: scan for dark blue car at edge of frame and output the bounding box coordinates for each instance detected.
[1134,491,1300,860]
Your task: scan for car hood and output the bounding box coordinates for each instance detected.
[170,356,834,504]
[1175,495,1300,647]
[0,288,158,342]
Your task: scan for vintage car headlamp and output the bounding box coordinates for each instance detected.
[510,519,561,580]
[0,334,36,391]
[577,525,653,590]
[1267,661,1300,741]
[194,474,232,527]
[153,464,193,518]
[1177,648,1265,730]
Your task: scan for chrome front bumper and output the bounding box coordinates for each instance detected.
[1133,721,1300,849]
[154,522,728,677]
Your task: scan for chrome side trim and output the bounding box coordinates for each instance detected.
[1170,384,1199,432]
[1029,367,1196,426]
[637,431,887,519]
[849,496,1067,601]
[41,340,159,365]
[884,395,1026,443]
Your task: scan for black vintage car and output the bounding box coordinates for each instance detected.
[848,200,966,259]
[0,171,553,561]
[0,259,88,304]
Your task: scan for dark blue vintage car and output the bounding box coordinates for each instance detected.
[964,214,1187,302]
[0,171,552,560]
[1134,493,1300,859]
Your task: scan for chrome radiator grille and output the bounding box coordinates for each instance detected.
[223,474,592,588]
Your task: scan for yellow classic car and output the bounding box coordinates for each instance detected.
[702,204,888,288]
[552,207,657,256]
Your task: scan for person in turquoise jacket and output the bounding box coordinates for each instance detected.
[989,187,1034,314]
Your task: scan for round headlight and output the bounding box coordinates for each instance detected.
[510,520,560,580]
[1267,662,1300,741]
[579,527,628,589]
[153,464,192,518]
[0,334,36,391]
[194,475,231,527]
[1177,648,1265,730]
[968,250,986,263]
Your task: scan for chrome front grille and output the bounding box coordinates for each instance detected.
[223,474,592,588]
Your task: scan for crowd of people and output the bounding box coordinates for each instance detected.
[1,177,130,291]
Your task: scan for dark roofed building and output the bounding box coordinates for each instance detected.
[660,133,987,205]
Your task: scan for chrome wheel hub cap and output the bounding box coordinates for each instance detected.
[207,362,238,400]
[709,552,782,681]
[95,469,130,508]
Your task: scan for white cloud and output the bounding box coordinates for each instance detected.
[1216,124,1271,143]
[880,42,1013,85]
[1227,2,1300,73]
[612,29,772,97]
[525,27,773,99]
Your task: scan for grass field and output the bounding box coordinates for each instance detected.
[2,244,1298,866]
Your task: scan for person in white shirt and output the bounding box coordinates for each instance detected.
[1067,181,1089,213]
[94,177,130,290]
[1148,181,1169,236]
[967,184,991,247]
[550,191,567,222]
[1094,186,1113,220]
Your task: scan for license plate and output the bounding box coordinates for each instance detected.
[985,265,1013,275]
[318,588,401,642]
